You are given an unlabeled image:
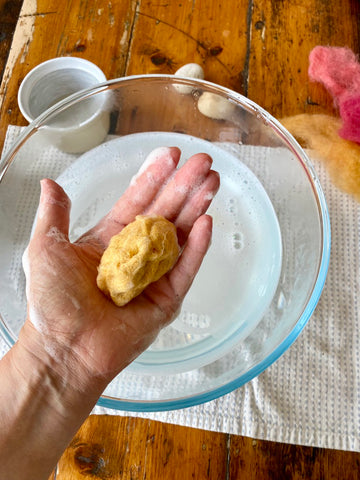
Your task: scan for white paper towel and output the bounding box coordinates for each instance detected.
[1,125,359,452]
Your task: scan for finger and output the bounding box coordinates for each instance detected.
[82,147,181,246]
[146,153,213,221]
[111,146,181,221]
[168,214,213,299]
[175,170,220,245]
[33,178,71,240]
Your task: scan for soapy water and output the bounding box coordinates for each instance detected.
[56,132,282,374]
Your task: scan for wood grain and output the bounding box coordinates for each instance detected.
[0,0,23,80]
[1,0,359,145]
[228,435,360,480]
[0,0,138,144]
[55,416,229,479]
[248,0,360,117]
[53,415,360,480]
[124,0,250,92]
[0,1,360,479]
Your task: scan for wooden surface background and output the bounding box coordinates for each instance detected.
[1,0,359,145]
[0,0,360,478]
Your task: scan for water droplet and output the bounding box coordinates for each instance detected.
[277,291,287,309]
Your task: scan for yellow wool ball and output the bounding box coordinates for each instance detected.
[97,215,180,306]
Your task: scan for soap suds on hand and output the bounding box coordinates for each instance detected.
[38,196,70,220]
[46,226,68,243]
[130,147,176,187]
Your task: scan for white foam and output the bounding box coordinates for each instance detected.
[46,226,68,242]
[174,184,190,195]
[145,171,156,184]
[65,292,81,310]
[38,196,70,220]
[48,197,70,209]
[21,247,31,301]
[44,340,61,361]
[28,304,48,335]
[22,247,50,335]
[130,146,175,186]
[203,191,215,201]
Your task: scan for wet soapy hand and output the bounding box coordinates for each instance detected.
[20,146,220,389]
[0,146,219,480]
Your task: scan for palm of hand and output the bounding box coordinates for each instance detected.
[21,147,219,384]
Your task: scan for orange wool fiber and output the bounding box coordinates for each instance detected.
[280,113,360,201]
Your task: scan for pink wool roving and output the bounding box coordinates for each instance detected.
[309,46,360,144]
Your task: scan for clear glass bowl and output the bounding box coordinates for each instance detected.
[0,75,330,411]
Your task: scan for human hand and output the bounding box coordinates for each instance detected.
[19,147,220,393]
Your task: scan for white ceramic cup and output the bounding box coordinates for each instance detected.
[18,57,110,153]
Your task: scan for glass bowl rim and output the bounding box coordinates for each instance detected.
[0,74,331,411]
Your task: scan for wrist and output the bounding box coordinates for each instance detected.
[16,319,106,413]
[0,335,101,479]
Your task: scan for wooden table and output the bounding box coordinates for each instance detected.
[1,1,359,478]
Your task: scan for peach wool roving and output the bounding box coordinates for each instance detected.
[281,113,360,201]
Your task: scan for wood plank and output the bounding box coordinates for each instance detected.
[53,415,360,479]
[2,0,359,143]
[0,0,23,81]
[125,0,250,93]
[229,435,360,480]
[0,0,138,145]
[54,415,229,479]
[248,0,360,118]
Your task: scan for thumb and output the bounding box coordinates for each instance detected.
[34,178,71,239]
